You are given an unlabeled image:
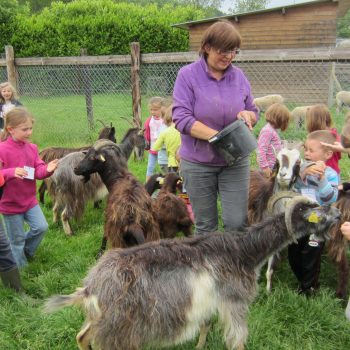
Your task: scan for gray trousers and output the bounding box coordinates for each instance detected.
[0,217,16,272]
[180,157,250,234]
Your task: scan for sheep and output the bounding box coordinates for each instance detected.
[338,39,350,48]
[39,124,116,204]
[336,91,350,113]
[290,105,312,128]
[152,172,193,238]
[253,94,284,113]
[74,139,160,255]
[44,196,341,350]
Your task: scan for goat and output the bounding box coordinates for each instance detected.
[46,127,144,236]
[39,124,116,204]
[44,197,341,350]
[248,147,301,291]
[152,172,193,238]
[47,151,107,235]
[326,189,350,299]
[74,139,160,255]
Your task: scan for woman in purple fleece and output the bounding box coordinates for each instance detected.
[172,20,258,234]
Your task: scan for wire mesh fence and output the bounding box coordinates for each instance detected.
[0,47,349,147]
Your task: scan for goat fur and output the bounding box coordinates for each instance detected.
[44,197,341,350]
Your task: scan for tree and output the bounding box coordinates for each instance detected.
[337,9,350,38]
[229,0,269,13]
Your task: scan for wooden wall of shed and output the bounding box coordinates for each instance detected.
[188,1,339,50]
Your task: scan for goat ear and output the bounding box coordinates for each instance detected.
[82,151,88,155]
[98,154,106,162]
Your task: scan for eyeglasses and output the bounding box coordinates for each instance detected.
[217,48,240,57]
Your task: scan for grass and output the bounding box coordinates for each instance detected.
[1,95,350,349]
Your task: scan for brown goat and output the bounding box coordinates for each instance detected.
[74,140,160,255]
[151,172,193,239]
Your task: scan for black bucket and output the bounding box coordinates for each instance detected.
[209,119,257,165]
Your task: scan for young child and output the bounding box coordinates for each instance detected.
[0,82,22,129]
[306,104,341,177]
[144,96,165,181]
[0,107,58,267]
[289,130,339,296]
[257,103,290,177]
[152,104,181,173]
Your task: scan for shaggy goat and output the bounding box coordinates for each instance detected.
[46,127,143,236]
[39,124,116,204]
[151,172,193,238]
[74,140,160,255]
[44,197,341,350]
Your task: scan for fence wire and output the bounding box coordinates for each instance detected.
[0,55,349,147]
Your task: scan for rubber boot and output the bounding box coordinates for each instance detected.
[0,266,23,292]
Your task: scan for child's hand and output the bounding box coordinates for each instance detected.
[15,167,28,179]
[302,162,325,179]
[341,222,350,241]
[47,159,59,173]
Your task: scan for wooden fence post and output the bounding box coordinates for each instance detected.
[80,48,94,129]
[5,45,17,91]
[130,42,141,127]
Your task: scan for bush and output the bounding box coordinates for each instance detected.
[10,0,204,57]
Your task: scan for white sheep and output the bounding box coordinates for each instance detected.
[338,39,350,48]
[253,94,284,113]
[336,91,350,113]
[291,105,312,128]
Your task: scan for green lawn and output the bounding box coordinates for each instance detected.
[0,96,350,349]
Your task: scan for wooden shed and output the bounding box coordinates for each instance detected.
[173,0,350,50]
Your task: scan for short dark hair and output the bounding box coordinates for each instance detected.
[199,20,241,58]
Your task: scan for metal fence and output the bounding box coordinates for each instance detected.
[0,46,349,147]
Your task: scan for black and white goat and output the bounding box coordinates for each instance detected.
[44,197,341,350]
[74,139,160,254]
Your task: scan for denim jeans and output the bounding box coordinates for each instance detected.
[3,205,48,267]
[146,153,158,177]
[0,217,17,272]
[180,157,250,235]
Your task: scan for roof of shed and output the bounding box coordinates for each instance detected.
[172,0,338,29]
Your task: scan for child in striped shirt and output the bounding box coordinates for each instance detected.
[256,103,291,177]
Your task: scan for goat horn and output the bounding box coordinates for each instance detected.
[267,191,300,215]
[120,117,135,127]
[284,195,318,243]
[96,119,107,128]
[93,139,119,151]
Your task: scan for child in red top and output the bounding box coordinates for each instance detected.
[306,104,341,178]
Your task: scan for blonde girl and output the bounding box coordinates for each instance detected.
[0,107,58,267]
[257,103,291,177]
[0,82,22,129]
[305,104,341,175]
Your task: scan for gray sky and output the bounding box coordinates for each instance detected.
[220,0,318,13]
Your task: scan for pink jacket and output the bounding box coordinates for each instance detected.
[0,137,52,214]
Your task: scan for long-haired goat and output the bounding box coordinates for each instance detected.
[39,124,116,204]
[74,139,160,255]
[151,172,193,238]
[44,197,341,350]
[46,127,143,236]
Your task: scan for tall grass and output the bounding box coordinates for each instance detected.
[0,96,349,350]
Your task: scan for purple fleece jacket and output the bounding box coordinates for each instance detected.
[172,56,258,166]
[0,137,52,214]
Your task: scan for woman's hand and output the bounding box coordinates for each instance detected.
[14,167,28,179]
[237,110,257,130]
[47,159,59,173]
[341,222,350,241]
